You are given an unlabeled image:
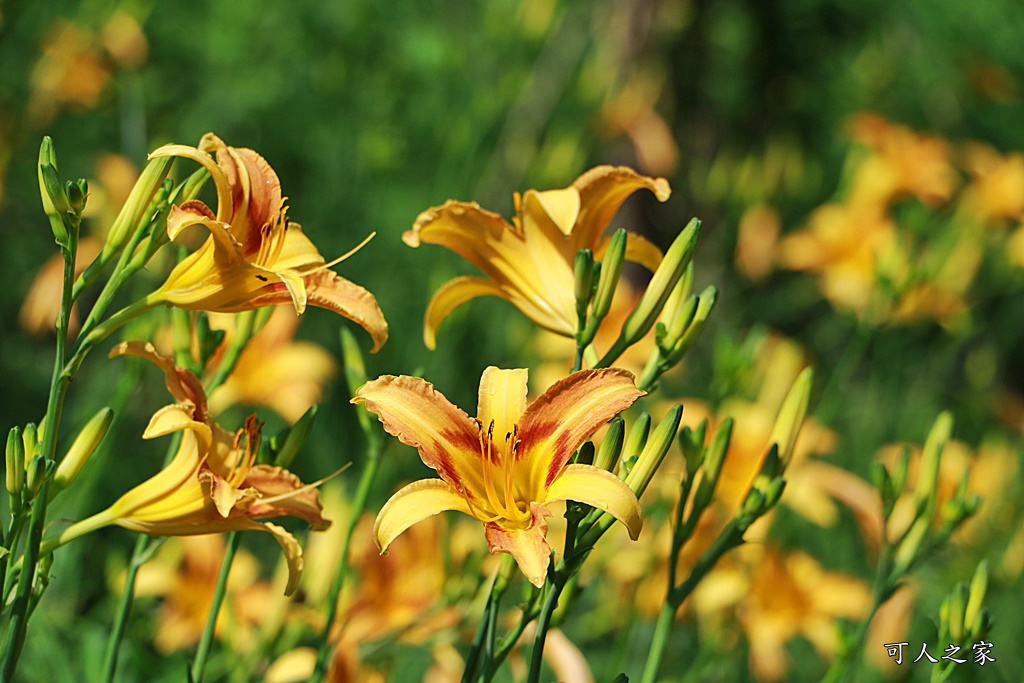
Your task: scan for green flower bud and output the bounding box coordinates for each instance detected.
[618,413,651,479]
[626,404,682,497]
[593,417,624,472]
[915,412,952,513]
[66,178,88,214]
[590,229,627,326]
[666,286,717,364]
[25,454,48,497]
[679,419,707,481]
[948,582,968,643]
[573,248,595,329]
[691,417,732,514]
[39,150,70,247]
[768,366,814,469]
[6,427,24,503]
[103,155,174,257]
[891,516,928,576]
[964,559,989,638]
[341,327,378,441]
[574,441,595,466]
[53,407,114,494]
[619,218,701,347]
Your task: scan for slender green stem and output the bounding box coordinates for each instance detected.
[311,444,382,681]
[65,298,160,379]
[639,602,676,683]
[462,568,500,683]
[101,535,149,683]
[190,532,241,683]
[206,311,256,390]
[526,575,565,683]
[0,515,26,607]
[0,236,77,682]
[484,588,539,682]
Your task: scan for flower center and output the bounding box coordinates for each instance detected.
[466,421,532,528]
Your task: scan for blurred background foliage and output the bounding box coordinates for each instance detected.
[1,0,1023,680]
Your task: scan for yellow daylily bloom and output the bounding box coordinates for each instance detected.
[405,166,670,348]
[48,341,330,595]
[353,366,645,586]
[145,133,388,352]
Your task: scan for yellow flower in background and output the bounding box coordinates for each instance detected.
[133,534,275,654]
[739,547,871,682]
[50,341,330,595]
[960,142,1024,223]
[206,308,337,424]
[145,133,388,352]
[405,166,670,348]
[353,366,644,586]
[847,112,958,206]
[778,202,902,315]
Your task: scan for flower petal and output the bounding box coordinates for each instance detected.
[543,464,642,540]
[110,341,209,421]
[352,375,484,494]
[529,187,581,237]
[301,270,388,353]
[570,166,671,255]
[373,478,472,552]
[518,368,644,492]
[477,367,528,448]
[484,505,552,587]
[244,465,331,531]
[594,231,664,273]
[422,275,506,350]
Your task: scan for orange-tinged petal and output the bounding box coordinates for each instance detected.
[150,142,232,222]
[484,505,552,587]
[570,166,671,255]
[422,275,509,350]
[477,367,528,450]
[300,270,388,353]
[543,464,642,540]
[374,479,473,552]
[111,341,208,421]
[353,375,484,494]
[405,201,552,313]
[244,465,330,531]
[518,368,644,492]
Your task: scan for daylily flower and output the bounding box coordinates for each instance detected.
[47,341,330,595]
[405,166,670,348]
[353,366,645,586]
[145,133,388,352]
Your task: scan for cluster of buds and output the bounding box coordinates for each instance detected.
[877,412,980,578]
[572,219,705,378]
[5,408,115,513]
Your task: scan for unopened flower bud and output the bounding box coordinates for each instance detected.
[591,229,627,325]
[915,412,952,511]
[594,417,624,473]
[39,143,70,247]
[104,155,174,257]
[626,404,682,497]
[964,559,989,637]
[948,582,968,643]
[574,249,595,328]
[66,178,88,214]
[739,487,766,519]
[53,408,114,493]
[691,417,732,513]
[6,427,24,502]
[768,366,814,469]
[665,286,717,364]
[618,413,651,479]
[891,516,928,576]
[619,218,701,346]
[25,454,49,497]
[272,405,319,469]
[679,419,707,480]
